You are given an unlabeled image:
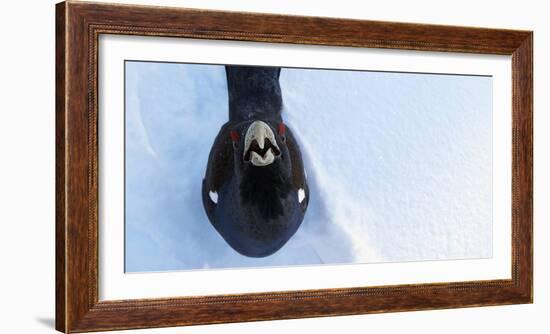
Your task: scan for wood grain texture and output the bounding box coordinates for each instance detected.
[55,1,533,332]
[55,2,67,332]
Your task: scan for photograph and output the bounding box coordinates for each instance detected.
[124,61,493,272]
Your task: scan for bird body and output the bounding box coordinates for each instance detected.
[202,65,309,257]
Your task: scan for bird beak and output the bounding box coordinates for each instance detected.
[243,121,281,166]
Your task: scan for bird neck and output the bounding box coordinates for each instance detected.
[226,65,283,122]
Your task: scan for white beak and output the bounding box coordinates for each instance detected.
[244,121,280,167]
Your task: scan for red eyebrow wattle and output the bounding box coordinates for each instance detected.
[278,123,286,136]
[230,130,239,142]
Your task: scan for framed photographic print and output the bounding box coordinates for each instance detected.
[56,1,533,332]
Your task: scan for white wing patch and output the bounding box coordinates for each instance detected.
[298,188,306,203]
[208,191,218,204]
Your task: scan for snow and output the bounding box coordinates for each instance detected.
[124,61,492,272]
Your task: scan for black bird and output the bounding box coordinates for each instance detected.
[202,65,309,257]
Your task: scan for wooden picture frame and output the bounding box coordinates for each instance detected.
[56,1,533,332]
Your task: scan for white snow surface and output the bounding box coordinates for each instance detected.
[124,62,492,272]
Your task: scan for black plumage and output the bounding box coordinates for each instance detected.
[201,65,309,257]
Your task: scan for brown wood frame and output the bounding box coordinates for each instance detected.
[56,1,533,332]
